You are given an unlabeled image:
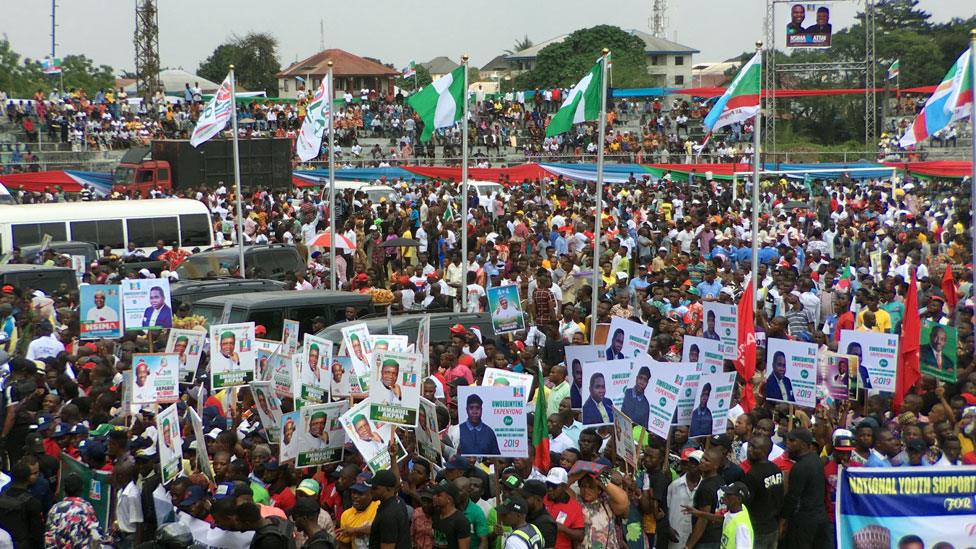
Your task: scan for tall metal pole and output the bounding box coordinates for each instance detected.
[460,55,470,311]
[50,0,56,59]
[328,61,337,290]
[590,49,610,339]
[229,65,246,279]
[750,42,764,296]
[969,29,975,301]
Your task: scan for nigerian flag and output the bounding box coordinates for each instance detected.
[546,56,606,137]
[407,65,466,142]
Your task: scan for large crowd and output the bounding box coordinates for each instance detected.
[0,132,974,549]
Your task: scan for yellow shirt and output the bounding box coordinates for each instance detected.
[402,229,414,258]
[856,308,892,333]
[339,501,379,544]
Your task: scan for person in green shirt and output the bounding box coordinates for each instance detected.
[880,286,904,334]
[455,477,489,549]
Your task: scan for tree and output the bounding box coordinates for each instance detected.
[0,40,114,97]
[60,55,115,93]
[198,32,280,96]
[515,25,649,89]
[395,64,432,92]
[505,35,533,55]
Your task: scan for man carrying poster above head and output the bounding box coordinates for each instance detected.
[621,366,650,428]
[142,285,172,328]
[702,310,720,341]
[582,372,615,424]
[458,393,500,456]
[689,382,713,437]
[606,328,625,360]
[765,351,796,402]
[85,290,118,323]
[375,358,404,405]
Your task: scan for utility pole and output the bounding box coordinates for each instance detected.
[50,0,57,59]
[649,0,668,37]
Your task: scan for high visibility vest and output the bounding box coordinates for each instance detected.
[509,523,544,549]
[720,506,753,549]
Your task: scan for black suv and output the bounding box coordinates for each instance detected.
[175,244,304,281]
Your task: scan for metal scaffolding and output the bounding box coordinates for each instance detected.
[134,0,160,101]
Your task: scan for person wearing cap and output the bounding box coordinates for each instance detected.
[292,496,336,549]
[431,481,471,549]
[306,342,322,384]
[25,319,64,362]
[305,410,331,449]
[351,414,388,455]
[740,436,783,549]
[713,482,753,548]
[458,393,500,456]
[780,428,828,546]
[338,474,380,548]
[542,467,583,549]
[84,289,119,323]
[367,468,410,549]
[497,494,544,549]
[667,448,703,549]
[375,358,405,405]
[517,480,556,548]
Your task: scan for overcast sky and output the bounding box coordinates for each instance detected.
[4,0,972,75]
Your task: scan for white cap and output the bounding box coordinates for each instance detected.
[545,467,569,486]
[32,289,47,299]
[205,427,222,440]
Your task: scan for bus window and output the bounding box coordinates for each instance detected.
[12,222,67,247]
[152,217,179,246]
[179,214,211,247]
[70,220,125,249]
[126,217,179,247]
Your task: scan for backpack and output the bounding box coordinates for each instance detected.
[0,489,33,545]
[250,516,297,549]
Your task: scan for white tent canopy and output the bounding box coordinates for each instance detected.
[123,70,223,95]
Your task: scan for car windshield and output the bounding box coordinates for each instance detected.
[176,254,238,279]
[113,167,135,185]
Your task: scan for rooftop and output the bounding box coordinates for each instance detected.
[506,29,699,60]
[277,48,399,78]
[421,56,460,75]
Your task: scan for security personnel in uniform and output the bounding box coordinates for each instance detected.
[719,482,753,549]
[498,495,545,549]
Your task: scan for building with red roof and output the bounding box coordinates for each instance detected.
[276,48,399,99]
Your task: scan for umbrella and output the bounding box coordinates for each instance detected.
[309,231,356,250]
[379,238,421,248]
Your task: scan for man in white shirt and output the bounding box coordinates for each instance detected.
[85,290,119,323]
[26,321,64,361]
[667,449,702,549]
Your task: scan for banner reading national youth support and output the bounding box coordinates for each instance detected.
[837,466,976,549]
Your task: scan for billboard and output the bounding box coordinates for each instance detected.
[786,3,833,48]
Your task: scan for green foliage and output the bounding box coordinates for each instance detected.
[515,25,649,89]
[0,40,114,97]
[395,64,432,92]
[60,55,116,93]
[198,32,280,96]
[505,35,534,55]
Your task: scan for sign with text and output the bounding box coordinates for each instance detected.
[702,302,737,360]
[838,330,898,393]
[457,386,528,458]
[764,339,818,407]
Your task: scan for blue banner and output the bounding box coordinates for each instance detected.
[838,466,976,548]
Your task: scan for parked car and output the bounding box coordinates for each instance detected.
[0,264,78,295]
[169,278,285,310]
[175,244,304,281]
[191,290,375,340]
[20,241,99,266]
[317,311,495,349]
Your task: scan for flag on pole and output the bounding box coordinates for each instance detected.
[545,56,607,137]
[296,73,332,161]
[703,51,761,134]
[735,279,757,412]
[887,59,900,80]
[894,274,921,413]
[41,57,62,74]
[532,367,550,472]
[899,49,972,146]
[402,60,416,78]
[406,65,465,142]
[190,73,235,148]
[941,266,958,311]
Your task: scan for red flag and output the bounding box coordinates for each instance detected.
[735,280,757,412]
[532,368,550,471]
[941,266,958,311]
[895,274,921,414]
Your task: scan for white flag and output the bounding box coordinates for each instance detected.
[190,73,234,148]
[296,74,332,161]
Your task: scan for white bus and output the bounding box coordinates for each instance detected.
[0,198,215,255]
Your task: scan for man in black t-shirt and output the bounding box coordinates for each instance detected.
[368,469,411,549]
[432,482,471,549]
[741,436,784,549]
[684,447,724,548]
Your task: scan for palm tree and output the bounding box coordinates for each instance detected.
[504,35,534,55]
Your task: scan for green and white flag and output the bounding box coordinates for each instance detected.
[545,56,607,137]
[407,65,466,142]
[190,73,234,148]
[702,51,761,134]
[296,73,332,161]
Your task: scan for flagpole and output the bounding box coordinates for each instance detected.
[327,61,337,291]
[461,54,470,311]
[969,29,975,301]
[750,42,763,297]
[229,65,246,279]
[590,49,610,339]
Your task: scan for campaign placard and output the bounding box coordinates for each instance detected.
[702,302,737,359]
[368,351,422,426]
[250,381,283,444]
[166,328,205,384]
[580,360,632,425]
[818,351,854,403]
[457,386,527,458]
[764,339,818,407]
[368,334,409,353]
[187,408,215,483]
[417,314,431,372]
[688,371,736,438]
[645,365,685,439]
[282,319,300,356]
[566,345,603,408]
[339,400,407,472]
[131,353,180,404]
[837,466,976,549]
[79,284,122,339]
[482,368,533,397]
[920,321,957,383]
[341,323,373,378]
[260,348,295,399]
[156,403,183,485]
[487,284,525,334]
[784,3,833,48]
[838,330,898,393]
[672,363,702,427]
[279,411,301,464]
[613,407,638,468]
[121,278,172,330]
[301,334,333,403]
[209,322,256,389]
[296,401,347,468]
[682,336,725,374]
[416,397,443,466]
[605,317,653,360]
[255,339,280,382]
[329,356,366,398]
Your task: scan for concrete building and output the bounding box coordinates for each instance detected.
[276,48,398,99]
[420,57,461,80]
[505,29,698,87]
[691,61,742,88]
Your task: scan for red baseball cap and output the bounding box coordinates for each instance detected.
[255,325,267,336]
[449,324,466,335]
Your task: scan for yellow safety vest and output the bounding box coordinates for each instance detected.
[720,506,753,549]
[510,523,544,549]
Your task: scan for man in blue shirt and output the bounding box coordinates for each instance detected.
[696,269,724,301]
[458,393,500,456]
[621,366,650,427]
